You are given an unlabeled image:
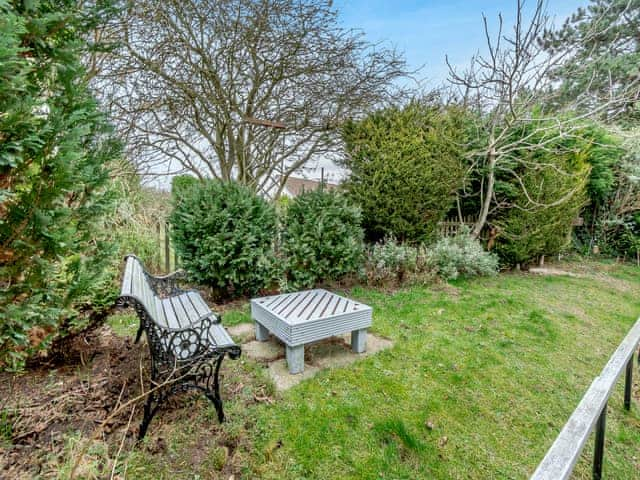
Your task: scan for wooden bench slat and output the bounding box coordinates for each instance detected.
[321,294,340,319]
[179,293,200,323]
[130,259,142,296]
[208,323,234,347]
[281,291,308,318]
[307,291,331,321]
[121,256,134,296]
[277,291,303,316]
[119,256,238,352]
[142,272,155,316]
[153,297,167,327]
[161,298,181,329]
[132,261,147,308]
[117,255,240,440]
[187,292,210,318]
[169,295,189,329]
[287,290,315,319]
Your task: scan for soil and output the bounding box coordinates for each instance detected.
[0,318,275,480]
[0,326,149,478]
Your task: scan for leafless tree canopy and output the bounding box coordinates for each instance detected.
[94,0,408,194]
[446,0,639,237]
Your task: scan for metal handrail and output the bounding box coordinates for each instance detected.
[531,317,640,480]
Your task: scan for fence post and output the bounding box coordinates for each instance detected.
[164,222,170,273]
[624,354,633,411]
[156,221,162,270]
[593,404,607,480]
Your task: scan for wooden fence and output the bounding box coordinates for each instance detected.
[531,317,640,479]
[438,216,584,238]
[438,216,477,237]
[155,220,178,273]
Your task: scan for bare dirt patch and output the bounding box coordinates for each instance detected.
[227,322,255,343]
[0,325,260,479]
[0,326,147,478]
[529,260,640,295]
[528,267,583,278]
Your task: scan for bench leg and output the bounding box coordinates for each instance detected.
[351,328,367,353]
[138,392,161,441]
[205,354,226,423]
[286,345,305,374]
[134,321,144,344]
[255,322,270,342]
[139,354,227,440]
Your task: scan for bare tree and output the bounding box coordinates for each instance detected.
[447,0,638,237]
[93,0,408,194]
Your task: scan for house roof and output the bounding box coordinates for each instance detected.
[283,176,338,197]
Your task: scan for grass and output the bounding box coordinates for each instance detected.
[104,261,640,479]
[108,313,139,337]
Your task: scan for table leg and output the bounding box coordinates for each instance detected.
[286,344,305,374]
[255,322,270,342]
[351,328,367,353]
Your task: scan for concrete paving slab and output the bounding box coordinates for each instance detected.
[239,329,393,391]
[227,323,255,343]
[242,338,283,362]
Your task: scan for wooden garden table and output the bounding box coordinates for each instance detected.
[250,289,372,374]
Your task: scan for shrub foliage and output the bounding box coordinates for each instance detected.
[341,102,467,242]
[426,230,499,281]
[0,1,120,370]
[171,174,200,200]
[110,161,171,272]
[281,189,365,290]
[170,180,277,299]
[366,236,418,285]
[493,122,590,265]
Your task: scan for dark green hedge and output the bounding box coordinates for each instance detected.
[281,189,365,290]
[341,102,467,243]
[170,180,277,299]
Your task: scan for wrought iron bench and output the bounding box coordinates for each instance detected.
[116,254,241,439]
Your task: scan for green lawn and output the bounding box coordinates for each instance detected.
[111,261,640,479]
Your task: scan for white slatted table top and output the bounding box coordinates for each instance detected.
[251,289,371,326]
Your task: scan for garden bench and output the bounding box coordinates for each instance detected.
[116,255,241,439]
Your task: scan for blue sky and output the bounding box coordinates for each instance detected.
[298,0,588,180]
[333,0,586,87]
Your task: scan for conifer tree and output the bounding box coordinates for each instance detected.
[0,0,120,369]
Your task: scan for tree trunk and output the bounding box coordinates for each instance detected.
[472,144,497,238]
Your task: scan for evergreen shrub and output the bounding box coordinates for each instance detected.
[0,1,121,370]
[281,189,365,290]
[170,180,277,299]
[341,102,467,242]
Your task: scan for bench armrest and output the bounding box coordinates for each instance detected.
[165,319,238,361]
[150,269,187,281]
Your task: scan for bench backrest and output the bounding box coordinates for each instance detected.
[120,255,159,320]
[119,255,241,361]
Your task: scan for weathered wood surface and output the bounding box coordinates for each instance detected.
[120,256,235,350]
[437,216,583,237]
[252,289,373,374]
[530,317,640,480]
[251,289,372,346]
[255,289,367,323]
[117,255,241,439]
